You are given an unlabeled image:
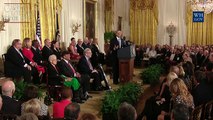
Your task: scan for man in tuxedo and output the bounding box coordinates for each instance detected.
[5,39,32,82]
[31,40,43,65]
[1,80,21,115]
[110,30,125,84]
[77,48,103,91]
[42,39,53,62]
[82,37,89,49]
[58,51,90,99]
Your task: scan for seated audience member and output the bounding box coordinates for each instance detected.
[47,54,64,85]
[76,38,85,56]
[1,80,21,115]
[118,102,137,120]
[170,104,190,120]
[53,87,72,119]
[68,37,81,60]
[48,54,83,103]
[79,113,98,120]
[21,85,48,116]
[82,37,89,49]
[42,39,53,62]
[58,51,90,100]
[192,71,213,106]
[51,40,61,60]
[64,103,80,120]
[148,46,157,64]
[90,38,105,68]
[158,78,194,120]
[31,40,43,66]
[22,99,41,116]
[182,51,192,63]
[137,72,177,120]
[77,48,103,91]
[22,38,45,83]
[19,113,38,120]
[5,39,32,82]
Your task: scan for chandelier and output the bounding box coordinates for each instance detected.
[189,0,213,14]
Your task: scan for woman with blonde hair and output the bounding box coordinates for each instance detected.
[22,38,45,78]
[170,78,194,110]
[158,78,194,120]
[22,99,41,116]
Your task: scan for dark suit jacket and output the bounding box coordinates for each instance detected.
[91,44,105,67]
[52,48,61,60]
[76,44,84,56]
[109,37,125,58]
[31,47,42,65]
[1,95,21,115]
[42,46,53,61]
[47,63,63,85]
[58,59,75,77]
[5,46,30,77]
[192,83,213,106]
[77,56,92,75]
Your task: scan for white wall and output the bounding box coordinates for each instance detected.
[157,0,186,45]
[0,0,21,57]
[114,0,130,40]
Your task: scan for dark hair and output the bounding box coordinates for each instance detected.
[62,51,70,57]
[194,70,206,83]
[71,37,75,41]
[51,40,58,49]
[182,61,194,77]
[61,86,73,99]
[64,103,80,120]
[32,40,39,47]
[172,104,190,120]
[22,85,39,102]
[117,102,136,120]
[12,39,21,46]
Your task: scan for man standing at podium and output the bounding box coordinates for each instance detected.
[110,30,125,84]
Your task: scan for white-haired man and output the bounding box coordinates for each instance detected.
[1,80,21,115]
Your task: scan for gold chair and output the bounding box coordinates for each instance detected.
[190,104,203,120]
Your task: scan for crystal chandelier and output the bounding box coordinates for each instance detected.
[189,0,213,14]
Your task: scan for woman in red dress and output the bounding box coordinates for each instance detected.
[68,37,81,60]
[22,38,45,76]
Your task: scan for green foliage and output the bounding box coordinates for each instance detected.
[104,31,114,43]
[13,80,44,100]
[140,64,164,86]
[101,83,142,114]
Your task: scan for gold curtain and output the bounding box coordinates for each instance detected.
[20,0,37,41]
[21,0,62,43]
[105,0,114,32]
[186,4,213,45]
[130,0,158,45]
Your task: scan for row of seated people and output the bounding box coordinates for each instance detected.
[134,44,212,70]
[0,80,140,120]
[4,38,109,103]
[0,80,101,120]
[137,61,213,120]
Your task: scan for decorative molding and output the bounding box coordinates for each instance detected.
[0,16,10,31]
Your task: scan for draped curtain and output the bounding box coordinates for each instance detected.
[20,0,62,43]
[186,4,213,45]
[105,0,114,32]
[129,0,158,45]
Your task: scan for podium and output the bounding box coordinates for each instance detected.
[117,45,136,83]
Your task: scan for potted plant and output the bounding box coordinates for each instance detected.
[101,82,142,120]
[13,80,44,100]
[104,31,115,43]
[140,64,164,87]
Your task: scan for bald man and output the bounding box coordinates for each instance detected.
[1,80,21,115]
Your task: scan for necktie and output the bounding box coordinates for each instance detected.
[17,50,25,63]
[68,62,76,74]
[53,65,58,73]
[87,59,93,70]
